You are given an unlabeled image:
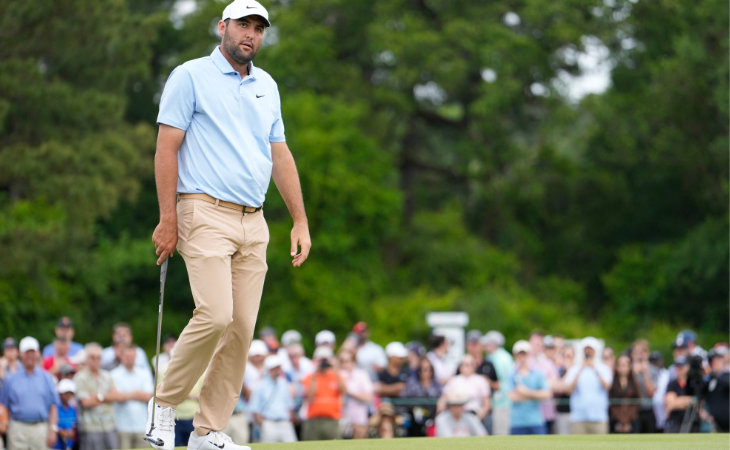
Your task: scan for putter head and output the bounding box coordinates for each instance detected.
[145,433,164,447]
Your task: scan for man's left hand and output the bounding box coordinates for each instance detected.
[290,221,311,267]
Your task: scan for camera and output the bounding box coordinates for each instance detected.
[319,358,331,370]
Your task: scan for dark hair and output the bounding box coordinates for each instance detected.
[429,334,446,350]
[417,356,435,380]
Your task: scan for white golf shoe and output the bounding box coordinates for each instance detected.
[188,430,251,450]
[145,398,176,450]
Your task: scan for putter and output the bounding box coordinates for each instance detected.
[146,257,168,446]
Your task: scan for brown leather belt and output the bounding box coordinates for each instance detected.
[178,193,262,214]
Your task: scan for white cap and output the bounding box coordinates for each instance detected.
[385,341,408,358]
[57,379,76,394]
[315,330,336,346]
[222,0,271,27]
[281,329,302,346]
[481,330,505,347]
[313,346,333,360]
[581,337,601,351]
[263,355,282,371]
[249,339,269,357]
[18,336,40,353]
[512,340,531,355]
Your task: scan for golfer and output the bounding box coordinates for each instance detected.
[147,0,311,449]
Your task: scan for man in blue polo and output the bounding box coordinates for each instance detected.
[0,336,60,449]
[147,0,311,449]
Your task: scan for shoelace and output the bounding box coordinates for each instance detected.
[156,405,176,432]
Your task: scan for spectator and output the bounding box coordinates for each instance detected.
[543,335,559,367]
[0,336,59,449]
[668,336,690,382]
[438,354,490,428]
[701,348,729,432]
[314,330,336,351]
[338,349,373,439]
[402,356,441,437]
[259,326,281,354]
[352,322,387,382]
[43,337,75,381]
[630,339,657,433]
[279,330,311,375]
[602,346,616,371]
[250,355,297,443]
[651,350,670,431]
[150,334,177,376]
[426,334,454,385]
[528,331,558,433]
[608,354,640,433]
[677,330,707,361]
[42,317,84,359]
[109,343,154,449]
[55,379,78,450]
[0,338,20,384]
[464,331,499,396]
[281,341,313,438]
[564,337,612,434]
[405,341,425,378]
[435,392,487,437]
[553,344,575,434]
[100,322,150,372]
[74,342,123,449]
[241,339,269,443]
[375,342,410,438]
[664,355,700,433]
[483,330,513,436]
[301,346,344,441]
[507,340,551,435]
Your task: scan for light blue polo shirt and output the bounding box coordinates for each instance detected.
[157,46,286,207]
[565,363,612,422]
[0,367,59,422]
[506,368,547,428]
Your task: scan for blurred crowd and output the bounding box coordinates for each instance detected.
[0,317,728,449]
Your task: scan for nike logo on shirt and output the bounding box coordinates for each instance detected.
[256,94,265,98]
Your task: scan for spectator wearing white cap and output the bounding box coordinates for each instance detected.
[249,355,297,443]
[438,354,491,429]
[563,337,612,434]
[56,379,78,450]
[301,346,345,440]
[375,342,410,438]
[278,330,311,375]
[507,340,551,435]
[110,343,154,449]
[435,392,487,437]
[0,336,60,449]
[483,330,514,436]
[314,330,336,350]
[238,339,270,442]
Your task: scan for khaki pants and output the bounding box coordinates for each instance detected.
[156,198,269,434]
[118,431,149,449]
[570,420,608,434]
[8,420,46,450]
[260,419,297,443]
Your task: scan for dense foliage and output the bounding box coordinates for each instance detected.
[0,0,726,355]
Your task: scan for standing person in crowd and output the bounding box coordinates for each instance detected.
[664,355,700,433]
[650,350,670,431]
[301,347,344,441]
[483,330,513,436]
[249,356,297,443]
[465,331,499,397]
[507,340,551,435]
[74,342,123,450]
[0,338,20,385]
[0,337,59,449]
[426,334,454,385]
[602,346,616,371]
[42,317,84,359]
[630,339,657,433]
[150,334,177,376]
[403,356,442,437]
[101,323,150,372]
[258,327,281,354]
[55,379,78,450]
[701,348,729,432]
[435,393,487,438]
[353,322,387,382]
[43,338,74,380]
[314,330,336,352]
[405,341,425,378]
[668,337,690,381]
[148,0,312,446]
[110,343,154,449]
[528,331,558,433]
[608,354,640,433]
[564,337,612,434]
[282,340,313,438]
[279,330,311,375]
[375,342,410,438]
[241,339,269,443]
[553,344,575,434]
[438,354,491,429]
[677,330,707,360]
[338,349,373,439]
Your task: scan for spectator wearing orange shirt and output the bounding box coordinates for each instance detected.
[301,347,345,441]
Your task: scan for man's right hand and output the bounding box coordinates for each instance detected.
[152,217,178,265]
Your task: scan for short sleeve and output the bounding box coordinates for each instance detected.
[268,84,285,142]
[157,66,196,131]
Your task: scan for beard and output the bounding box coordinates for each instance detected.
[223,30,258,66]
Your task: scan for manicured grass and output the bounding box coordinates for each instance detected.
[219,433,730,450]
